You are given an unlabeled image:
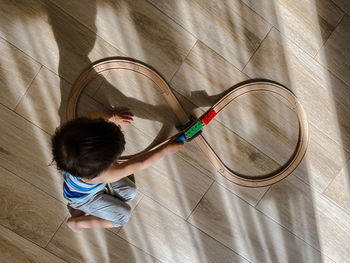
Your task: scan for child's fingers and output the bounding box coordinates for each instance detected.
[118,110,134,116]
[122,116,134,124]
[167,141,184,153]
[122,120,133,124]
[121,115,134,120]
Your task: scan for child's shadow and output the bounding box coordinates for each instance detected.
[88,63,182,152]
[46,2,182,158]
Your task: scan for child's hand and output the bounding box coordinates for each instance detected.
[108,110,134,126]
[165,140,184,154]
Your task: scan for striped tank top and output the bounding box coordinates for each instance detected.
[62,171,106,203]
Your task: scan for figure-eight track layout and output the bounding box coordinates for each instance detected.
[67,58,309,188]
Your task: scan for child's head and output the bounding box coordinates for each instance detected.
[51,117,125,179]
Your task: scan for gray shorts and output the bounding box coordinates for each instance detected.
[69,177,137,227]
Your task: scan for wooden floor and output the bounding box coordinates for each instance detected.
[1,0,350,262]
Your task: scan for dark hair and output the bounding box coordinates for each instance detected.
[51,117,125,179]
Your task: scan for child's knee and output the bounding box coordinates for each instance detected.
[66,217,81,232]
[119,184,136,202]
[113,205,132,227]
[125,185,137,201]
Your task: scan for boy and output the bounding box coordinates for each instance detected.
[51,110,183,232]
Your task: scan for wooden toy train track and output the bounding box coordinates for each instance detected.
[67,58,309,187]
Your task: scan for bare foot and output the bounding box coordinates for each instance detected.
[66,218,82,233]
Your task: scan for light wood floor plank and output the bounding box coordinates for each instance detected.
[52,0,197,80]
[0,36,41,109]
[134,158,213,219]
[15,66,106,135]
[169,42,292,204]
[1,0,349,261]
[171,90,275,206]
[324,159,350,214]
[0,104,64,202]
[257,175,350,263]
[179,136,270,207]
[188,182,333,263]
[242,0,344,56]
[148,0,271,70]
[201,118,281,178]
[316,15,350,87]
[244,28,350,153]
[0,0,123,84]
[171,41,300,167]
[95,71,178,150]
[170,41,249,99]
[119,196,249,263]
[0,166,67,247]
[46,224,159,263]
[84,73,109,97]
[331,0,350,15]
[122,125,214,219]
[293,124,349,193]
[0,224,67,263]
[95,69,180,144]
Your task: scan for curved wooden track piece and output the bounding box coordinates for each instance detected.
[67,58,309,188]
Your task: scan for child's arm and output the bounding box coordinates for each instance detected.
[86,110,133,126]
[98,141,184,183]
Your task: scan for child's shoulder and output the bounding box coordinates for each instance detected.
[80,175,106,185]
[64,171,106,185]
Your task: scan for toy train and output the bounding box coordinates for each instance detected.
[175,109,217,143]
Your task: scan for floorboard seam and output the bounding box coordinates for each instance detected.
[186,180,215,221]
[113,202,167,263]
[169,39,198,83]
[0,222,70,263]
[175,151,215,181]
[0,162,66,206]
[254,185,270,208]
[0,101,53,137]
[118,191,253,263]
[91,72,110,98]
[255,208,337,262]
[185,221,253,263]
[313,13,346,59]
[13,65,43,111]
[308,118,350,155]
[0,35,43,72]
[331,0,350,16]
[321,157,348,195]
[41,64,74,86]
[115,234,166,263]
[242,26,273,72]
[44,214,69,249]
[145,0,198,42]
[254,177,338,262]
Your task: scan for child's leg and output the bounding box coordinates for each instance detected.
[67,192,132,232]
[108,176,137,201]
[66,215,114,232]
[67,205,110,232]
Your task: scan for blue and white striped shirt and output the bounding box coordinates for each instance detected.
[62,171,106,203]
